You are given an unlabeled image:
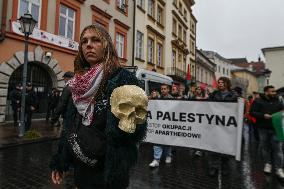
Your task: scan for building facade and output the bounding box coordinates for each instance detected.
[229,58,271,93]
[0,0,134,122]
[195,49,216,89]
[134,0,196,86]
[202,50,232,79]
[262,46,284,90]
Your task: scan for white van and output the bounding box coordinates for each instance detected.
[135,69,173,96]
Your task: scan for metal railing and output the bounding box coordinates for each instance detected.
[166,67,186,79]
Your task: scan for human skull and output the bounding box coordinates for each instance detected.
[110,85,148,133]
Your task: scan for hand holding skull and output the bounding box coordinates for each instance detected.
[110,85,148,133]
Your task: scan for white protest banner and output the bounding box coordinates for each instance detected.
[11,21,79,51]
[145,99,244,161]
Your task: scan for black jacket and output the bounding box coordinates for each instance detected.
[9,89,21,109]
[250,94,283,129]
[50,68,147,189]
[209,90,238,102]
[51,86,76,128]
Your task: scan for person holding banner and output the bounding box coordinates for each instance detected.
[250,85,284,179]
[149,84,174,168]
[207,77,238,177]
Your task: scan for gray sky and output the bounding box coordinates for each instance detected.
[193,0,284,61]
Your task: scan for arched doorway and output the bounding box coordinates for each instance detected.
[7,62,53,120]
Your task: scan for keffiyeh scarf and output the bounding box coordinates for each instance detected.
[69,64,103,125]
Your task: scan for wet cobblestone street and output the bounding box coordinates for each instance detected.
[0,126,284,189]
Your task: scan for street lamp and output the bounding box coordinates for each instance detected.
[264,69,272,86]
[18,13,37,137]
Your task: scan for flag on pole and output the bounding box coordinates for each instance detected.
[272,111,284,141]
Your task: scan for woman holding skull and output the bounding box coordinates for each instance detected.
[50,24,148,189]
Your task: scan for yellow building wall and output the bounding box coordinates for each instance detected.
[233,71,259,95]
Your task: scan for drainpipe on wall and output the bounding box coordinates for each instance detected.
[0,0,8,42]
[131,0,136,66]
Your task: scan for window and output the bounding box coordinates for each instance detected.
[197,67,199,81]
[19,0,41,28]
[172,19,177,34]
[205,71,208,84]
[191,41,195,55]
[191,65,194,76]
[178,25,182,39]
[59,4,75,39]
[157,6,163,24]
[191,22,195,33]
[148,0,154,17]
[178,53,182,63]
[227,69,229,76]
[147,37,154,63]
[183,56,186,71]
[172,50,176,66]
[223,67,225,75]
[136,31,144,59]
[137,0,144,8]
[157,43,163,67]
[183,29,187,42]
[116,33,125,58]
[179,2,182,13]
[95,21,107,30]
[117,0,126,12]
[184,9,187,20]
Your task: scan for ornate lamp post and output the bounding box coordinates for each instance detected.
[18,13,37,137]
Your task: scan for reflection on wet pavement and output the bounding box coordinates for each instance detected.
[0,126,284,189]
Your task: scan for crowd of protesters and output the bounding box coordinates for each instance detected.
[147,76,284,180]
[7,24,284,188]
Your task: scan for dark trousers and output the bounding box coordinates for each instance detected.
[248,122,259,141]
[258,129,283,169]
[25,112,32,132]
[12,107,19,126]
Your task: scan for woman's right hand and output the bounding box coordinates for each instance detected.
[51,170,64,184]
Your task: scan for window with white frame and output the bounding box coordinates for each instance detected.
[137,0,144,9]
[117,0,126,12]
[116,33,125,58]
[157,6,163,24]
[148,0,154,17]
[147,37,154,63]
[136,31,144,59]
[157,43,163,67]
[59,4,75,39]
[19,0,41,28]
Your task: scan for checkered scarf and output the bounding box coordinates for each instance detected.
[69,64,103,125]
